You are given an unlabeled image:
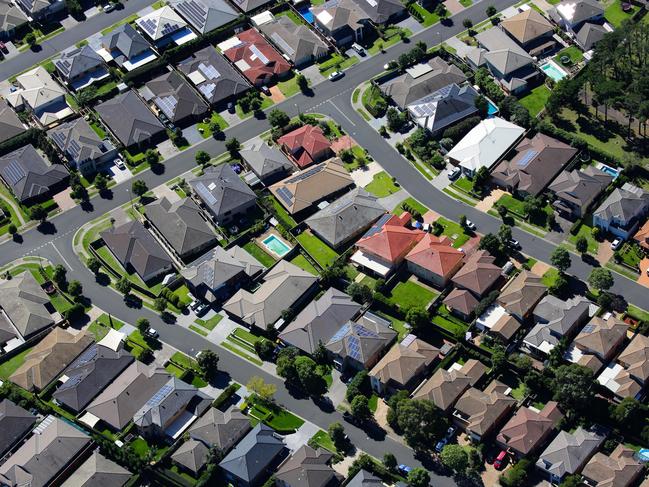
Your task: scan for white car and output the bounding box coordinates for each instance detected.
[509,238,520,249]
[104,3,117,12]
[328,71,344,81]
[610,238,623,250]
[145,328,159,338]
[465,220,476,231]
[114,157,126,170]
[447,167,461,180]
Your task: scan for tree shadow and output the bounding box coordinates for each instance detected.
[80,200,94,212]
[124,294,142,308]
[441,18,453,26]
[254,109,267,120]
[36,221,56,234]
[312,395,335,413]
[300,87,314,98]
[11,234,23,244]
[150,163,165,175]
[95,272,111,286]
[99,189,113,199]
[161,311,176,324]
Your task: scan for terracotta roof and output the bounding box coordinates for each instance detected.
[443,288,479,316]
[633,219,649,251]
[413,359,486,411]
[356,213,424,264]
[222,29,291,85]
[500,9,554,44]
[278,125,332,169]
[490,313,522,342]
[617,334,649,386]
[451,250,501,297]
[496,402,562,455]
[406,234,464,280]
[369,336,439,389]
[582,444,643,487]
[497,270,546,318]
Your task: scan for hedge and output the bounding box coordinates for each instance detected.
[212,383,241,409]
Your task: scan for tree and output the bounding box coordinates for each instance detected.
[268,109,290,128]
[499,459,532,487]
[131,179,148,198]
[491,344,507,373]
[295,355,326,396]
[588,267,614,292]
[86,257,101,275]
[76,86,97,107]
[255,340,275,361]
[405,306,428,331]
[29,204,47,222]
[475,95,489,118]
[398,52,412,70]
[611,397,642,424]
[350,394,371,421]
[394,398,447,450]
[498,225,513,247]
[383,453,397,472]
[154,297,167,313]
[247,376,277,401]
[559,475,583,487]
[486,5,497,16]
[441,444,469,474]
[195,150,211,166]
[549,273,569,297]
[67,0,83,16]
[497,204,508,219]
[197,349,219,379]
[346,371,369,402]
[473,166,490,192]
[459,214,467,229]
[208,120,221,136]
[52,264,67,286]
[144,149,159,165]
[225,138,241,157]
[550,247,571,274]
[68,280,83,299]
[552,364,595,417]
[328,422,346,450]
[8,224,17,235]
[407,468,430,487]
[346,282,373,303]
[276,347,300,384]
[386,107,406,132]
[94,173,108,191]
[478,233,502,256]
[24,31,37,47]
[115,277,132,295]
[136,317,150,333]
[296,74,309,92]
[463,18,473,28]
[575,236,588,255]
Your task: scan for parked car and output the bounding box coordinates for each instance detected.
[397,464,412,476]
[352,43,366,56]
[494,450,508,470]
[435,438,448,452]
[508,238,520,249]
[447,167,461,180]
[145,328,159,338]
[465,219,477,231]
[260,85,271,96]
[611,238,622,250]
[114,157,126,170]
[104,3,117,12]
[328,71,344,81]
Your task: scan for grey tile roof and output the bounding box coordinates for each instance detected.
[476,28,533,75]
[47,117,114,168]
[15,0,53,15]
[229,0,271,12]
[189,163,257,221]
[0,415,90,487]
[526,295,592,352]
[310,0,367,33]
[536,427,605,479]
[172,439,209,474]
[0,270,54,338]
[177,46,250,106]
[54,46,104,81]
[100,220,173,281]
[0,144,69,203]
[52,343,134,413]
[96,90,165,148]
[575,21,607,50]
[346,469,383,487]
[0,313,18,345]
[0,400,36,457]
[408,83,480,135]
[258,16,329,64]
[85,362,172,430]
[275,445,341,487]
[218,423,285,484]
[61,451,131,487]
[146,197,217,258]
[349,0,403,23]
[146,70,209,123]
[279,288,361,355]
[594,183,648,226]
[0,0,27,33]
[305,188,385,248]
[188,406,252,451]
[100,23,151,63]
[548,166,612,213]
[0,100,25,145]
[170,0,238,33]
[239,137,292,182]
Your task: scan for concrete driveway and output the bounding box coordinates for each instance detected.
[283,421,320,452]
[108,162,133,184]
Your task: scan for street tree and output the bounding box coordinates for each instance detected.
[441,444,469,474]
[479,233,502,256]
[498,224,513,246]
[394,398,447,450]
[575,236,589,255]
[407,468,430,487]
[383,453,397,471]
[550,247,571,274]
[86,257,101,275]
[295,355,326,396]
[154,297,167,313]
[94,173,108,191]
[486,5,497,16]
[350,395,371,421]
[225,138,241,157]
[195,150,211,166]
[24,32,37,47]
[52,264,67,286]
[8,224,17,235]
[144,149,159,165]
[131,179,148,197]
[29,204,47,222]
[588,267,614,292]
[197,349,219,379]
[136,318,150,333]
[328,422,346,450]
[68,280,83,300]
[463,18,473,29]
[247,376,277,402]
[296,74,309,92]
[268,109,290,128]
[116,277,132,295]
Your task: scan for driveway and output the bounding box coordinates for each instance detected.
[325,369,347,407]
[596,240,614,266]
[53,188,77,212]
[283,421,320,452]
[268,86,285,103]
[475,188,505,213]
[396,15,425,34]
[377,189,408,212]
[108,162,133,184]
[300,64,325,86]
[444,0,465,15]
[157,140,178,160]
[152,183,181,204]
[350,161,382,187]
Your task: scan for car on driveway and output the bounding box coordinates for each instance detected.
[145,328,159,338]
[447,167,461,180]
[114,157,126,170]
[611,238,623,250]
[508,238,520,249]
[465,219,477,231]
[328,71,344,81]
[494,450,508,470]
[104,3,117,12]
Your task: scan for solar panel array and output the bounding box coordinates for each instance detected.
[4,160,26,185]
[56,59,72,77]
[271,32,295,56]
[249,44,270,65]
[196,181,218,207]
[276,186,293,205]
[67,139,82,160]
[176,0,208,31]
[73,345,99,367]
[161,22,181,37]
[329,322,351,343]
[409,101,438,119]
[516,149,538,168]
[139,18,159,37]
[50,130,67,151]
[198,62,221,80]
[581,323,596,334]
[146,383,174,407]
[199,83,216,100]
[155,95,178,119]
[201,263,215,285]
[362,213,391,238]
[284,164,324,184]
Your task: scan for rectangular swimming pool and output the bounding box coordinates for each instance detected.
[298,7,314,23]
[541,62,567,82]
[262,234,291,257]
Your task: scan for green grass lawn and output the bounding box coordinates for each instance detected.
[197,111,230,138]
[367,27,411,56]
[541,268,560,288]
[221,340,262,365]
[243,241,276,268]
[436,217,470,248]
[626,304,649,322]
[0,347,33,379]
[236,96,274,119]
[453,177,475,195]
[617,243,643,268]
[318,54,359,77]
[94,313,125,330]
[195,314,223,331]
[554,46,584,66]
[497,193,527,216]
[368,394,379,413]
[277,73,302,98]
[395,197,429,217]
[431,305,470,336]
[604,0,638,27]
[519,85,551,116]
[364,171,400,197]
[267,195,298,229]
[309,430,337,453]
[410,3,441,26]
[568,223,599,254]
[170,351,199,371]
[296,231,339,268]
[88,320,111,341]
[289,254,319,275]
[387,279,437,309]
[189,324,208,337]
[165,362,185,379]
[247,397,305,433]
[374,309,410,340]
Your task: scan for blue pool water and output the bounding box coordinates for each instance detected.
[598,164,620,179]
[262,235,291,257]
[487,99,499,116]
[298,7,314,23]
[541,62,567,82]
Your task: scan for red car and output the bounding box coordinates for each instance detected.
[494,451,508,470]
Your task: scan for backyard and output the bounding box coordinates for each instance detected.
[519,85,551,116]
[554,46,584,66]
[296,231,339,268]
[386,278,437,310]
[289,253,319,275]
[604,0,639,27]
[242,241,277,268]
[431,305,470,336]
[436,217,470,248]
[0,347,33,379]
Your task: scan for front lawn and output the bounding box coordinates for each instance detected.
[519,85,551,116]
[277,73,302,98]
[386,279,437,310]
[197,112,230,138]
[541,268,561,288]
[0,347,33,379]
[367,28,411,55]
[617,243,643,268]
[243,241,276,268]
[247,396,305,433]
[568,223,598,254]
[195,314,223,331]
[364,171,400,197]
[453,177,475,195]
[318,53,359,77]
[236,96,274,119]
[409,3,440,26]
[436,217,470,248]
[309,430,337,453]
[554,46,584,65]
[296,231,339,268]
[395,197,428,217]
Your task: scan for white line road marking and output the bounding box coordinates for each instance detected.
[50,242,74,271]
[327,100,356,127]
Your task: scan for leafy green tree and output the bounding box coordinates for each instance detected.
[24,31,37,47]
[195,150,211,166]
[254,340,275,361]
[8,223,17,235]
[276,346,300,384]
[552,364,595,417]
[296,74,309,92]
[225,138,241,156]
[154,297,166,313]
[463,18,473,28]
[346,282,373,303]
[394,398,447,450]
[441,444,469,473]
[144,149,159,165]
[498,225,513,247]
[131,179,148,197]
[559,475,583,487]
[611,397,641,424]
[475,95,489,118]
[116,277,132,295]
[405,306,428,331]
[491,344,507,373]
[76,86,97,107]
[136,317,149,333]
[588,267,614,292]
[268,109,290,128]
[197,349,219,379]
[350,395,371,420]
[499,459,532,487]
[68,280,83,299]
[328,422,346,450]
[29,204,47,222]
[247,376,276,401]
[86,257,101,275]
[52,264,67,286]
[459,214,467,229]
[575,236,588,254]
[295,355,326,396]
[94,173,108,191]
[486,5,497,16]
[549,273,569,297]
[383,453,397,471]
[346,370,369,402]
[550,247,571,274]
[478,233,502,256]
[407,468,430,487]
[497,204,508,219]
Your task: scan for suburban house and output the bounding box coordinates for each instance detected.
[181,245,265,302]
[190,163,257,225]
[407,83,480,136]
[275,445,342,487]
[346,470,383,487]
[413,359,487,413]
[269,158,353,215]
[188,406,252,453]
[548,166,613,219]
[452,380,516,441]
[219,424,286,487]
[535,426,605,483]
[451,250,502,299]
[52,344,134,413]
[169,0,238,34]
[406,234,465,288]
[350,0,404,24]
[5,66,74,127]
[142,70,209,126]
[177,46,250,108]
[95,90,166,149]
[490,133,578,197]
[100,220,174,282]
[581,444,643,487]
[380,57,467,110]
[135,6,196,47]
[0,0,28,40]
[98,23,157,72]
[220,28,291,86]
[53,46,109,91]
[466,28,536,94]
[255,12,329,67]
[351,212,425,278]
[500,7,557,55]
[0,144,69,204]
[310,0,368,46]
[497,270,546,321]
[85,362,173,431]
[0,270,57,339]
[172,439,210,476]
[48,117,117,174]
[597,333,649,400]
[475,304,522,344]
[277,124,333,169]
[145,197,217,261]
[0,400,37,457]
[133,376,211,440]
[633,220,649,253]
[14,0,64,21]
[524,295,593,356]
[443,288,480,321]
[229,0,272,13]
[306,188,385,249]
[548,0,607,50]
[0,416,91,487]
[61,451,132,487]
[496,402,563,457]
[446,117,525,177]
[369,334,440,394]
[593,183,649,240]
[10,328,94,392]
[240,137,293,185]
[564,315,628,373]
[325,312,397,371]
[279,287,361,355]
[223,260,319,331]
[0,100,26,145]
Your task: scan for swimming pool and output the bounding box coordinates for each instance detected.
[262,234,292,257]
[298,7,314,23]
[487,99,499,116]
[597,163,620,179]
[540,61,567,82]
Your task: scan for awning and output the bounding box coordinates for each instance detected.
[79,412,101,428]
[350,250,391,277]
[97,328,126,352]
[529,40,556,57]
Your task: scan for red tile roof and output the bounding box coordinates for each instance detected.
[278,125,332,169]
[406,234,464,280]
[356,213,424,264]
[634,220,649,251]
[223,29,291,86]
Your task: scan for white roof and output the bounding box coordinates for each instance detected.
[563,344,584,364]
[405,62,434,78]
[446,117,525,173]
[476,304,508,331]
[597,362,624,393]
[316,10,333,26]
[136,6,187,40]
[5,66,66,111]
[78,412,101,428]
[351,250,391,277]
[251,10,274,26]
[217,35,243,52]
[97,328,126,352]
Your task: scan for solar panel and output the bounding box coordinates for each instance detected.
[198,62,221,80]
[270,32,295,57]
[285,165,324,184]
[581,323,596,334]
[140,18,158,36]
[156,95,178,119]
[362,213,391,238]
[348,335,360,360]
[330,322,351,343]
[249,44,269,65]
[355,324,379,338]
[177,0,207,30]
[50,131,67,150]
[276,186,293,205]
[195,181,218,207]
[199,83,216,100]
[161,22,181,37]
[73,345,99,367]
[146,383,174,407]
[68,139,82,160]
[516,149,538,168]
[4,160,25,185]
